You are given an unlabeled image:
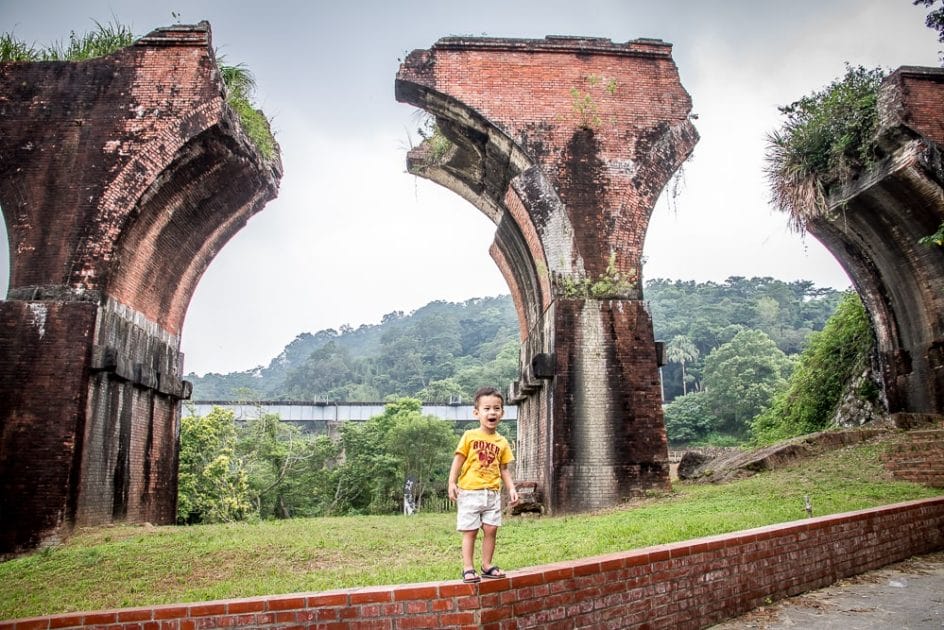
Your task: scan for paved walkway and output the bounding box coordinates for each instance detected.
[710,551,944,629]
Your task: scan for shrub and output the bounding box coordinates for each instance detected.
[751,292,875,444]
[765,65,886,228]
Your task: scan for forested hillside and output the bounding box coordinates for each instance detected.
[648,277,842,402]
[187,277,842,403]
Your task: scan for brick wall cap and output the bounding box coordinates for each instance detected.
[889,65,944,82]
[136,22,211,48]
[431,35,673,58]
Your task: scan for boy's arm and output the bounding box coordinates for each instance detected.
[499,463,518,505]
[448,453,466,502]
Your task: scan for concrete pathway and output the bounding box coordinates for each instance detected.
[710,551,944,629]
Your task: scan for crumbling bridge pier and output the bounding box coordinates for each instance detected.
[801,66,944,419]
[396,36,698,513]
[0,23,281,555]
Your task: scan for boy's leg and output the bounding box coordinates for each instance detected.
[461,529,478,570]
[480,490,505,576]
[480,523,498,570]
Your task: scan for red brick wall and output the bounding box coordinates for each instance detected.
[551,299,669,512]
[884,429,944,487]
[5,497,942,629]
[885,66,944,146]
[399,36,696,279]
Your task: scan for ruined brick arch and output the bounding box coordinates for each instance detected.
[400,87,553,338]
[0,22,282,555]
[801,68,944,415]
[108,123,278,334]
[396,36,699,514]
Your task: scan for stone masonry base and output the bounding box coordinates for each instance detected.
[3,497,942,629]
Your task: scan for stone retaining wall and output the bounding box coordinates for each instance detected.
[3,497,942,629]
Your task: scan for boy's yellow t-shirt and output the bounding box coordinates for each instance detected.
[455,428,514,491]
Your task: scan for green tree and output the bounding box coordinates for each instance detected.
[237,412,333,518]
[417,378,466,403]
[282,340,359,401]
[330,399,456,514]
[663,391,719,445]
[914,0,944,63]
[665,335,699,395]
[177,407,251,524]
[703,329,794,438]
[386,407,456,509]
[752,292,876,444]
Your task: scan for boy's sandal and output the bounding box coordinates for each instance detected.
[462,569,481,583]
[481,565,505,579]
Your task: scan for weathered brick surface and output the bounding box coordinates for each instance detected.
[0,23,281,554]
[0,301,96,553]
[4,498,942,629]
[396,36,693,512]
[882,66,944,146]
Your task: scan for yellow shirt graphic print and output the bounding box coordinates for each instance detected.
[455,429,514,491]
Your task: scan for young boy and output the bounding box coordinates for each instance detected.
[448,386,518,583]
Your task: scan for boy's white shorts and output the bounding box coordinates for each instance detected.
[456,488,502,531]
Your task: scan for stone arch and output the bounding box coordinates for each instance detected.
[0,22,281,554]
[396,35,698,513]
[107,121,278,335]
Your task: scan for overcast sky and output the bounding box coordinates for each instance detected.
[1,0,940,375]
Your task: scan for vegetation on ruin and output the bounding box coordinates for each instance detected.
[0,20,134,61]
[218,60,278,162]
[0,22,277,163]
[569,74,618,129]
[0,435,939,619]
[919,222,944,247]
[555,253,637,299]
[414,115,454,166]
[765,65,886,228]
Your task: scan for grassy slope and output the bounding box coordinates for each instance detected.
[2,437,941,619]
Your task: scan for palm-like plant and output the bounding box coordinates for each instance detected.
[764,65,886,230]
[217,58,277,161]
[666,335,699,395]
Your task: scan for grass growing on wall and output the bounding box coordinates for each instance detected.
[1,435,940,619]
[0,21,277,163]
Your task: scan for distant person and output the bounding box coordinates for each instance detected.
[447,386,519,583]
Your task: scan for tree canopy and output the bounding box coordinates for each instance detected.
[189,280,841,405]
[178,398,459,522]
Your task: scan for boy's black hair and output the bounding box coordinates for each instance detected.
[473,386,504,408]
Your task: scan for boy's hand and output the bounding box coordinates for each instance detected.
[508,488,519,505]
[448,481,459,502]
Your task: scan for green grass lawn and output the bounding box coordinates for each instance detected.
[1,439,941,619]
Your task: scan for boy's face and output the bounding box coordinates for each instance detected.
[474,394,504,434]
